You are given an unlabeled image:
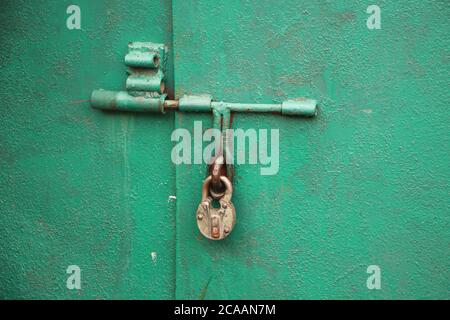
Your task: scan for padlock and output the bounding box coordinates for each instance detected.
[196,175,236,240]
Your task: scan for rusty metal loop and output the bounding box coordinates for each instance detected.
[201,175,233,201]
[208,154,234,199]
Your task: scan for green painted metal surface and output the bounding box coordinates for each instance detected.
[91,90,167,113]
[172,0,449,299]
[0,0,449,300]
[0,0,175,299]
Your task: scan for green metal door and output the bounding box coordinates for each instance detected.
[0,0,449,299]
[172,0,449,299]
[0,0,176,299]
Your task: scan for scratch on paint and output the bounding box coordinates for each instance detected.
[168,195,177,203]
[198,275,213,300]
[151,252,157,263]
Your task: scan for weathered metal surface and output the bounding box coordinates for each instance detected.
[0,0,449,300]
[173,0,450,299]
[209,156,228,200]
[92,41,168,113]
[177,96,318,116]
[281,99,317,116]
[92,51,316,242]
[91,90,167,113]
[196,176,236,240]
[125,42,167,97]
[0,0,175,299]
[126,75,165,93]
[178,94,212,112]
[124,42,165,69]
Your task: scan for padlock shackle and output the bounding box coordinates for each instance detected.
[201,175,233,201]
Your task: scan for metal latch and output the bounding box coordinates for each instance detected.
[90,42,318,240]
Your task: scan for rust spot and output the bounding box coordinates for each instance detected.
[163,99,179,110]
[212,227,220,238]
[341,12,355,20]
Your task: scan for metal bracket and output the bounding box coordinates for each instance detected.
[91,42,318,117]
[124,42,167,97]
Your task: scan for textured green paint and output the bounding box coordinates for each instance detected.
[0,0,175,299]
[173,0,449,299]
[1,0,449,300]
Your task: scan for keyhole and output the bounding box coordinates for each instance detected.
[211,199,220,208]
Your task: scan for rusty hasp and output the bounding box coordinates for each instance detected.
[90,42,318,241]
[209,156,228,199]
